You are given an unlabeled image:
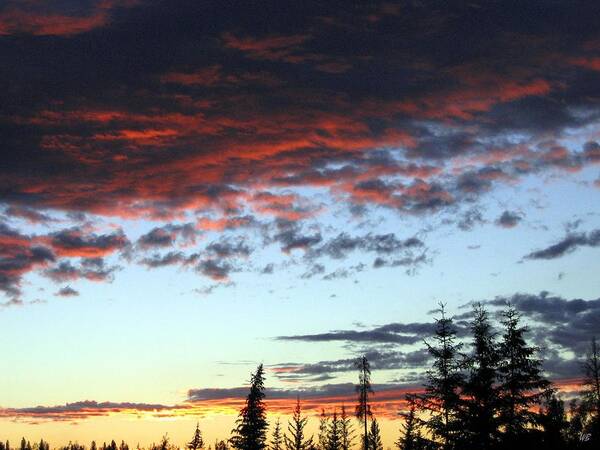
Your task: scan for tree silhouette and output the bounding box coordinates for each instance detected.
[459,304,500,449]
[355,356,373,450]
[396,401,419,450]
[188,423,205,450]
[497,305,551,445]
[420,303,463,449]
[339,405,355,450]
[367,419,382,450]
[582,336,600,445]
[230,364,269,450]
[271,418,283,450]
[326,410,341,450]
[284,398,313,450]
[318,410,328,450]
[540,394,568,450]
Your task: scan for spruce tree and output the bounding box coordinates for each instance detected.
[497,305,551,446]
[230,364,269,450]
[582,336,600,445]
[318,410,328,450]
[272,418,284,450]
[420,303,463,449]
[355,356,373,450]
[396,402,419,450]
[367,419,383,450]
[339,406,355,450]
[188,423,205,450]
[284,398,313,450]
[326,410,341,450]
[459,304,500,449]
[539,394,567,450]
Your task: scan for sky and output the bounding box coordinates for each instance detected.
[1,0,600,447]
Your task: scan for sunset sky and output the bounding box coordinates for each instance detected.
[1,0,600,447]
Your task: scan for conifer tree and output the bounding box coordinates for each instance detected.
[188,423,205,450]
[272,418,283,450]
[0,441,5,450]
[339,406,355,450]
[318,410,328,450]
[230,364,269,450]
[459,304,500,449]
[420,303,463,449]
[326,410,341,450]
[355,356,373,450]
[91,441,97,450]
[396,402,419,450]
[497,305,551,444]
[539,394,567,450]
[367,419,382,450]
[20,438,26,450]
[284,398,313,450]
[582,336,600,445]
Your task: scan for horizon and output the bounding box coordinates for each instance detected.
[1,1,599,449]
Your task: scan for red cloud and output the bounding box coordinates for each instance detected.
[0,1,138,36]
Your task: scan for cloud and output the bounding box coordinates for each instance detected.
[463,291,600,377]
[44,258,120,283]
[137,223,195,249]
[0,223,55,298]
[55,286,79,297]
[496,210,523,228]
[276,321,438,345]
[524,228,600,260]
[0,400,181,423]
[48,228,129,258]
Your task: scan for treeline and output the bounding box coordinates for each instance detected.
[2,304,599,450]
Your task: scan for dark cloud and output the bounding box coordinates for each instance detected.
[481,291,600,363]
[44,259,120,283]
[196,259,233,281]
[4,206,53,224]
[55,286,79,297]
[276,321,439,345]
[524,228,600,260]
[137,223,195,249]
[0,400,178,422]
[496,210,523,228]
[457,207,485,231]
[49,228,129,258]
[139,251,185,268]
[0,223,55,298]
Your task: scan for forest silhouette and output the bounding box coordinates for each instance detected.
[3,304,599,450]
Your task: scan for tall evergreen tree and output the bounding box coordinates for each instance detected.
[459,304,500,449]
[318,409,328,450]
[91,441,97,450]
[188,423,205,450]
[396,402,419,450]
[420,303,463,449]
[582,336,600,445]
[355,356,373,450]
[20,438,26,450]
[367,419,383,450]
[326,410,341,450]
[339,406,355,450]
[539,394,567,450]
[497,305,551,446]
[230,364,269,450]
[271,418,283,450]
[284,398,313,450]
